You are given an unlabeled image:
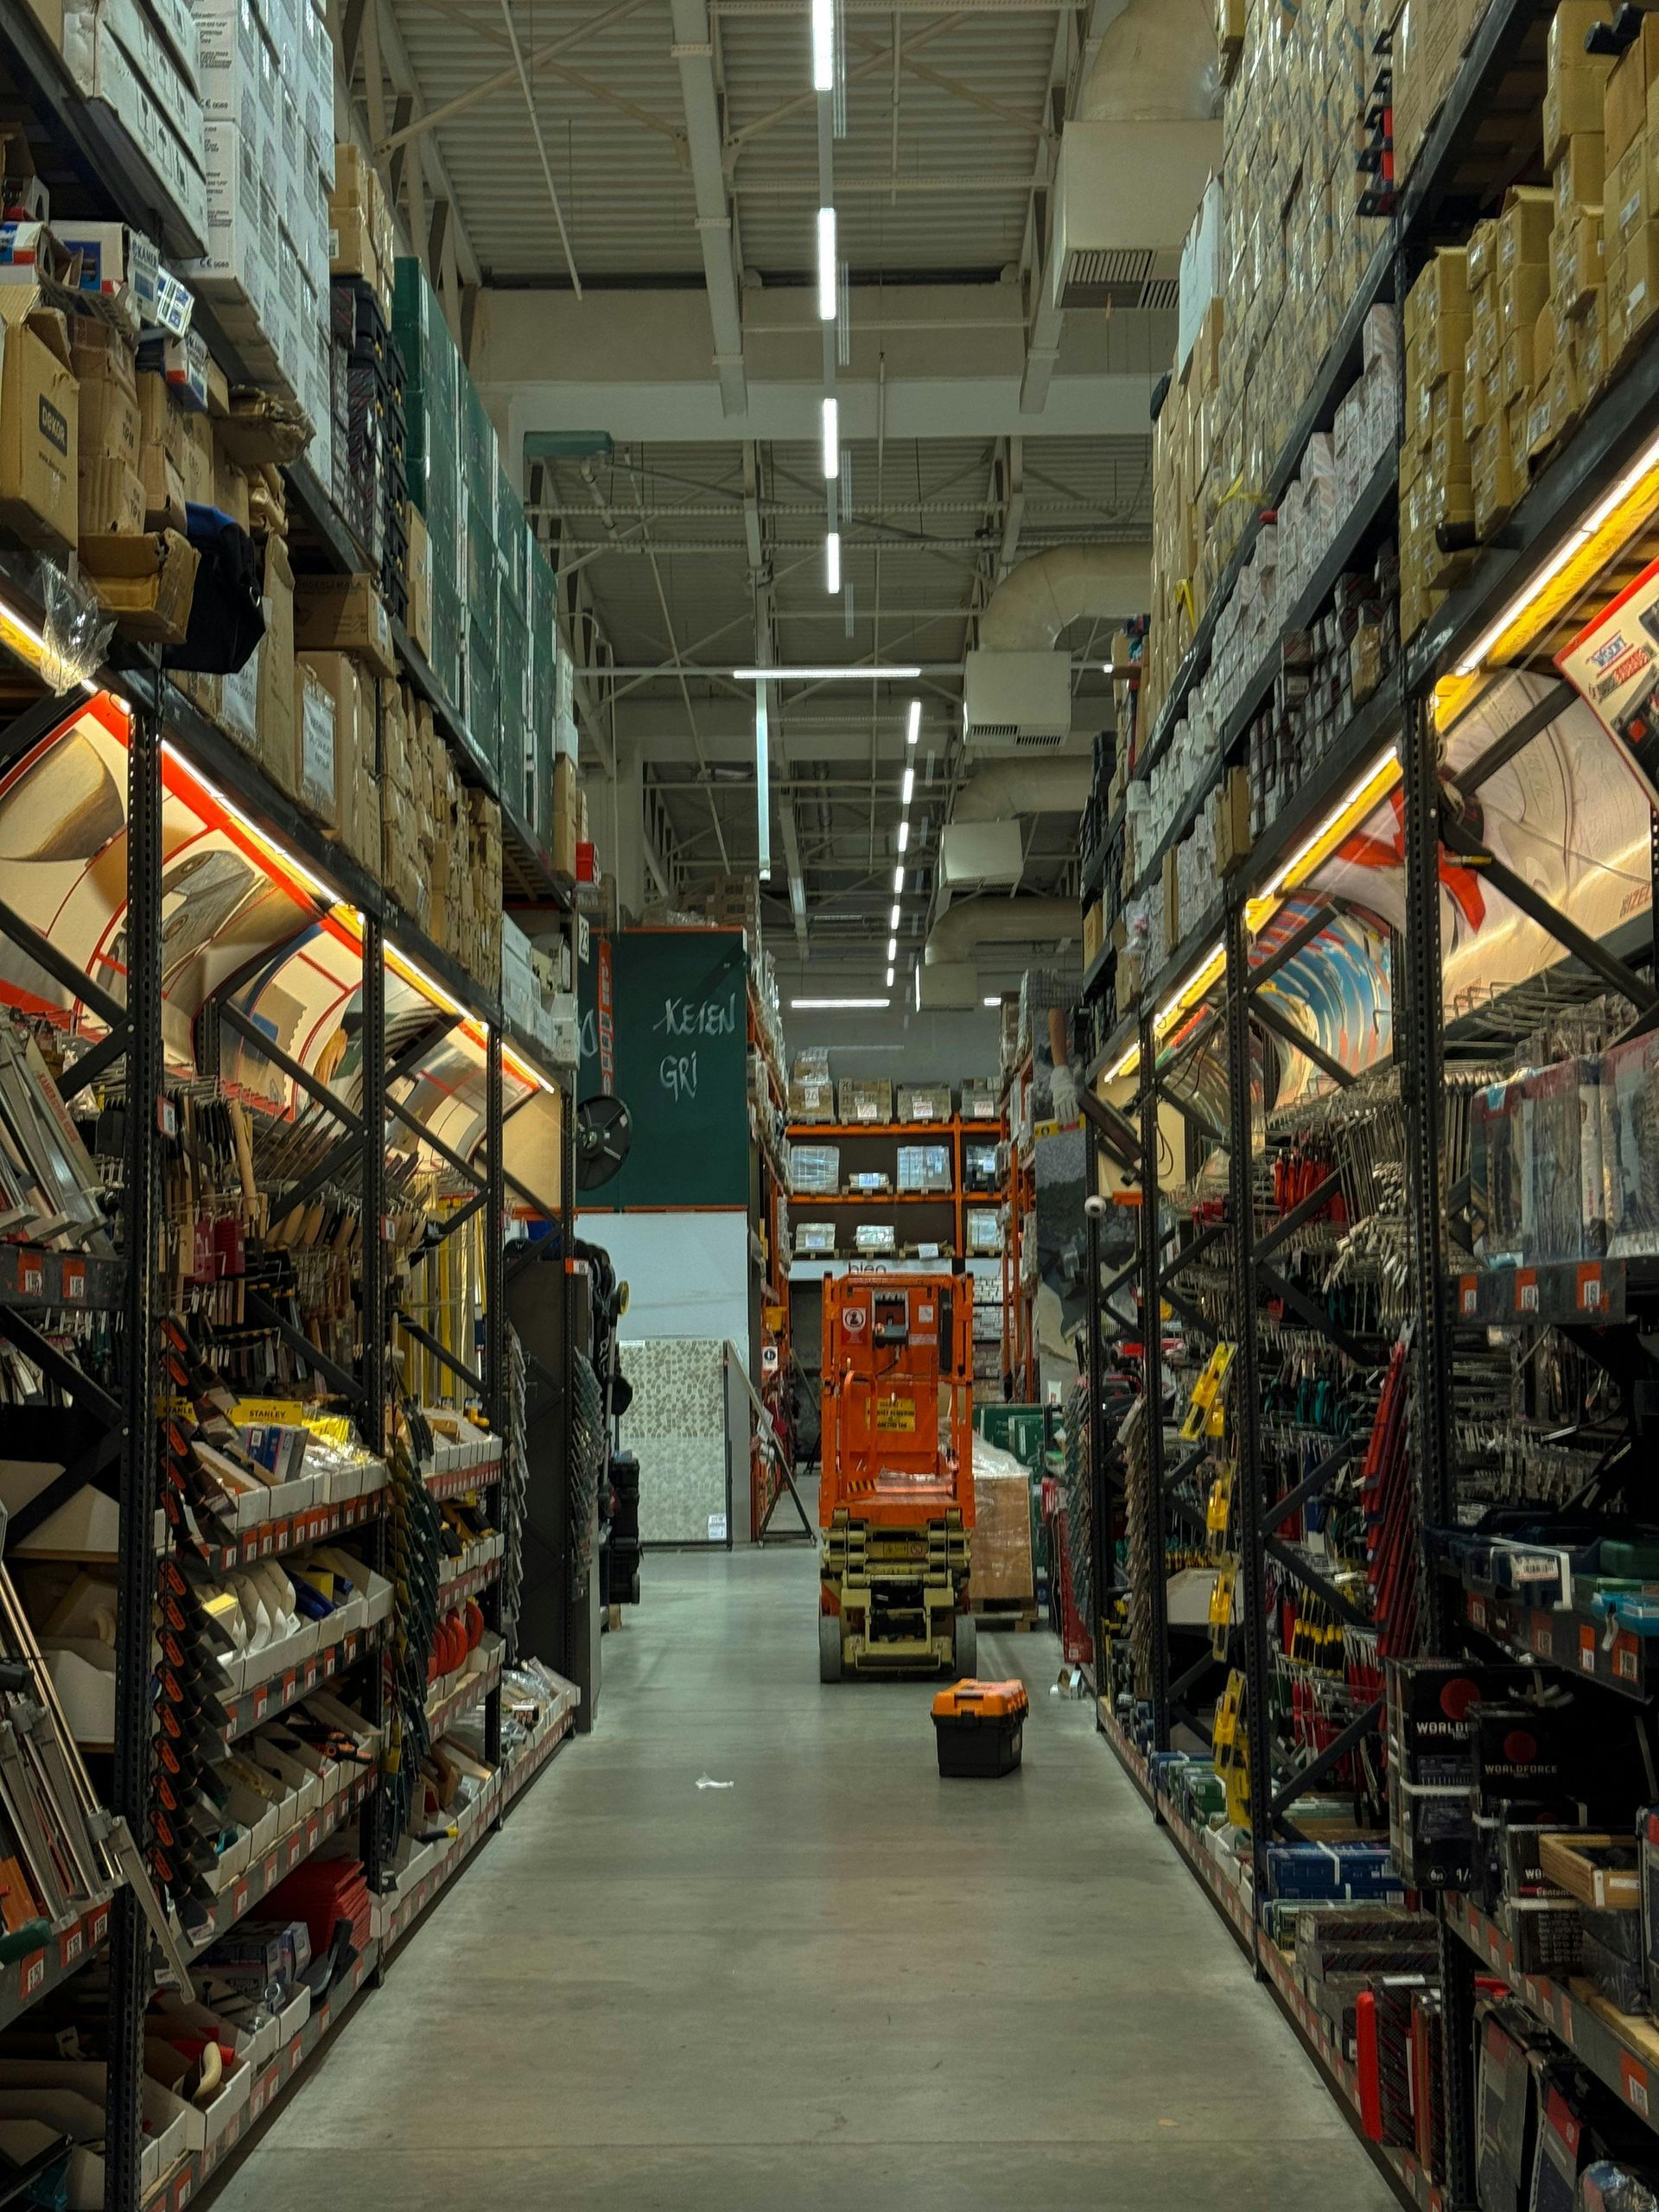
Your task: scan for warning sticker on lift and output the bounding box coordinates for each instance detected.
[875,1397,917,1433]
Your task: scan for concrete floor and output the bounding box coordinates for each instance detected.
[209,1543,1399,2210]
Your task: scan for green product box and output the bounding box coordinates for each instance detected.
[466,620,499,781]
[497,605,530,818]
[429,574,465,717]
[496,478,529,618]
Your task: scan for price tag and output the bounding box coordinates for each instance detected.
[62,1260,86,1302]
[251,1685,270,1725]
[1516,1270,1540,1316]
[1577,1262,1605,1313]
[19,1255,42,1298]
[232,1878,249,1923]
[286,1833,302,1871]
[1618,1640,1640,1683]
[174,2171,192,2209]
[281,1669,296,1707]
[157,1097,177,1138]
[19,1950,45,2003]
[1561,1993,1575,2046]
[1624,2056,1651,2116]
[1532,1621,1554,1659]
[242,1533,260,1565]
[58,1923,83,1969]
[1459,1274,1478,1318]
[287,2035,303,2073]
[1524,1977,1538,2008]
[1580,1625,1598,1675]
[303,1659,319,1692]
[305,1814,320,1856]
[87,1904,109,1949]
[317,2001,331,2037]
[263,1853,278,1891]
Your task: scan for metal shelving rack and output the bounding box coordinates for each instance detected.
[0,16,584,2204]
[1077,8,1659,2203]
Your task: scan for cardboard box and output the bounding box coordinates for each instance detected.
[0,288,77,555]
[213,432,250,534]
[81,528,198,642]
[552,754,577,880]
[292,574,396,679]
[257,535,296,795]
[1605,17,1659,165]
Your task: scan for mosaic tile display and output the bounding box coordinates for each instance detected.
[618,1337,733,1544]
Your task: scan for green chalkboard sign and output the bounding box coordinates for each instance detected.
[577,928,750,1211]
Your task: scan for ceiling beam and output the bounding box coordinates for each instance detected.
[379,0,652,153]
[671,0,748,416]
[331,0,483,288]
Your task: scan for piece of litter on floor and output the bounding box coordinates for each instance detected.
[1049,1684,1061,1697]
[696,1773,734,1790]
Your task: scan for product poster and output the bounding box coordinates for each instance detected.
[1558,555,1659,804]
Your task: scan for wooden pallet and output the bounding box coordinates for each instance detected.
[969,1599,1041,1632]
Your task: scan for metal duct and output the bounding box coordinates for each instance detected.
[924,898,1077,968]
[951,759,1095,823]
[1079,0,1221,123]
[977,546,1152,654]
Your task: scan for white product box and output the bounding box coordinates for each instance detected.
[60,5,207,252]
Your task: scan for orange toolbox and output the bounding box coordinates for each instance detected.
[931,1679,1028,1777]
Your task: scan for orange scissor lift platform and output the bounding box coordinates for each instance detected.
[817,1272,977,1681]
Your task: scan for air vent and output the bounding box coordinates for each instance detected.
[1141,276,1180,312]
[1013,731,1068,753]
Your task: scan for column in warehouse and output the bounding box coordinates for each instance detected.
[0,3,579,2203]
[1081,5,1659,2211]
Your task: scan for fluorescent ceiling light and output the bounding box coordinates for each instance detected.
[887,936,898,962]
[817,207,837,321]
[811,0,834,90]
[886,966,894,988]
[982,996,1001,1007]
[893,864,905,893]
[897,819,910,853]
[755,683,772,880]
[825,530,841,595]
[1455,529,1592,676]
[1261,747,1398,900]
[901,766,914,805]
[821,396,839,480]
[906,699,921,746]
[889,902,900,930]
[793,996,889,1010]
[732,664,922,682]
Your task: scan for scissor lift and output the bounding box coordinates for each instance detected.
[817,1273,977,1681]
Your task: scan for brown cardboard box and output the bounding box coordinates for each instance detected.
[257,536,297,797]
[80,529,199,643]
[293,664,340,833]
[78,459,144,535]
[296,652,365,836]
[69,318,139,469]
[1556,211,1606,316]
[292,574,397,679]
[1625,219,1659,346]
[1607,137,1653,251]
[1547,4,1615,168]
[1499,185,1554,276]
[553,754,578,880]
[1605,17,1659,164]
[213,437,251,536]
[1217,765,1252,878]
[1553,133,1606,226]
[180,408,214,512]
[0,288,76,555]
[1162,846,1179,950]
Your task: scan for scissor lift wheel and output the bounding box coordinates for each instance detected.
[818,1614,842,1683]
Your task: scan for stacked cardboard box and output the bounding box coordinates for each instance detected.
[327,145,395,320]
[393,258,465,711]
[188,0,334,444]
[381,683,435,925]
[1393,0,1496,187]
[1401,249,1474,641]
[1601,16,1659,373]
[60,0,207,251]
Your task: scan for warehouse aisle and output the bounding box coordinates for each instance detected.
[211,1549,1397,2211]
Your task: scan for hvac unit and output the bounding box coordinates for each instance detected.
[942,820,1024,889]
[963,651,1073,753]
[1051,120,1223,311]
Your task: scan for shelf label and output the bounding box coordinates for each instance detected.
[1561,1993,1575,2046]
[303,1659,319,1692]
[57,1923,82,1969]
[1577,1263,1605,1313]
[1459,1274,1479,1317]
[232,1878,249,1923]
[1580,1625,1598,1674]
[286,1833,302,1871]
[19,1949,44,2002]
[281,1669,296,1707]
[317,2002,331,2037]
[174,2171,192,2209]
[62,1260,85,1302]
[287,2035,303,2072]
[263,1853,278,1890]
[251,1684,269,1724]
[1516,1270,1539,1316]
[1469,1595,1488,1630]
[19,1255,41,1299]
[305,1815,320,1856]
[1532,1622,1554,1659]
[1624,2056,1650,2116]
[88,1904,109,1949]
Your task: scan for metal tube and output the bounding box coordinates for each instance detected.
[1138,1007,1171,1757]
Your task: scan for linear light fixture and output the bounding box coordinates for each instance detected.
[162,743,340,906]
[817,207,837,321]
[731,664,922,682]
[1106,1040,1140,1083]
[886,966,894,988]
[893,863,905,893]
[1454,530,1593,677]
[825,530,841,595]
[793,996,889,1009]
[906,698,921,746]
[811,0,835,90]
[901,765,914,805]
[821,396,839,480]
[982,996,1001,1007]
[897,819,910,852]
[1154,943,1226,1036]
[755,677,772,880]
[889,901,900,930]
[887,936,898,962]
[502,1043,559,1096]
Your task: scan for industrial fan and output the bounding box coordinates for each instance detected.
[575,1094,633,1191]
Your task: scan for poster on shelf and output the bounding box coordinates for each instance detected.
[1558,555,1659,804]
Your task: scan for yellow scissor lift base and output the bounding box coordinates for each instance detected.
[819,1509,974,1679]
